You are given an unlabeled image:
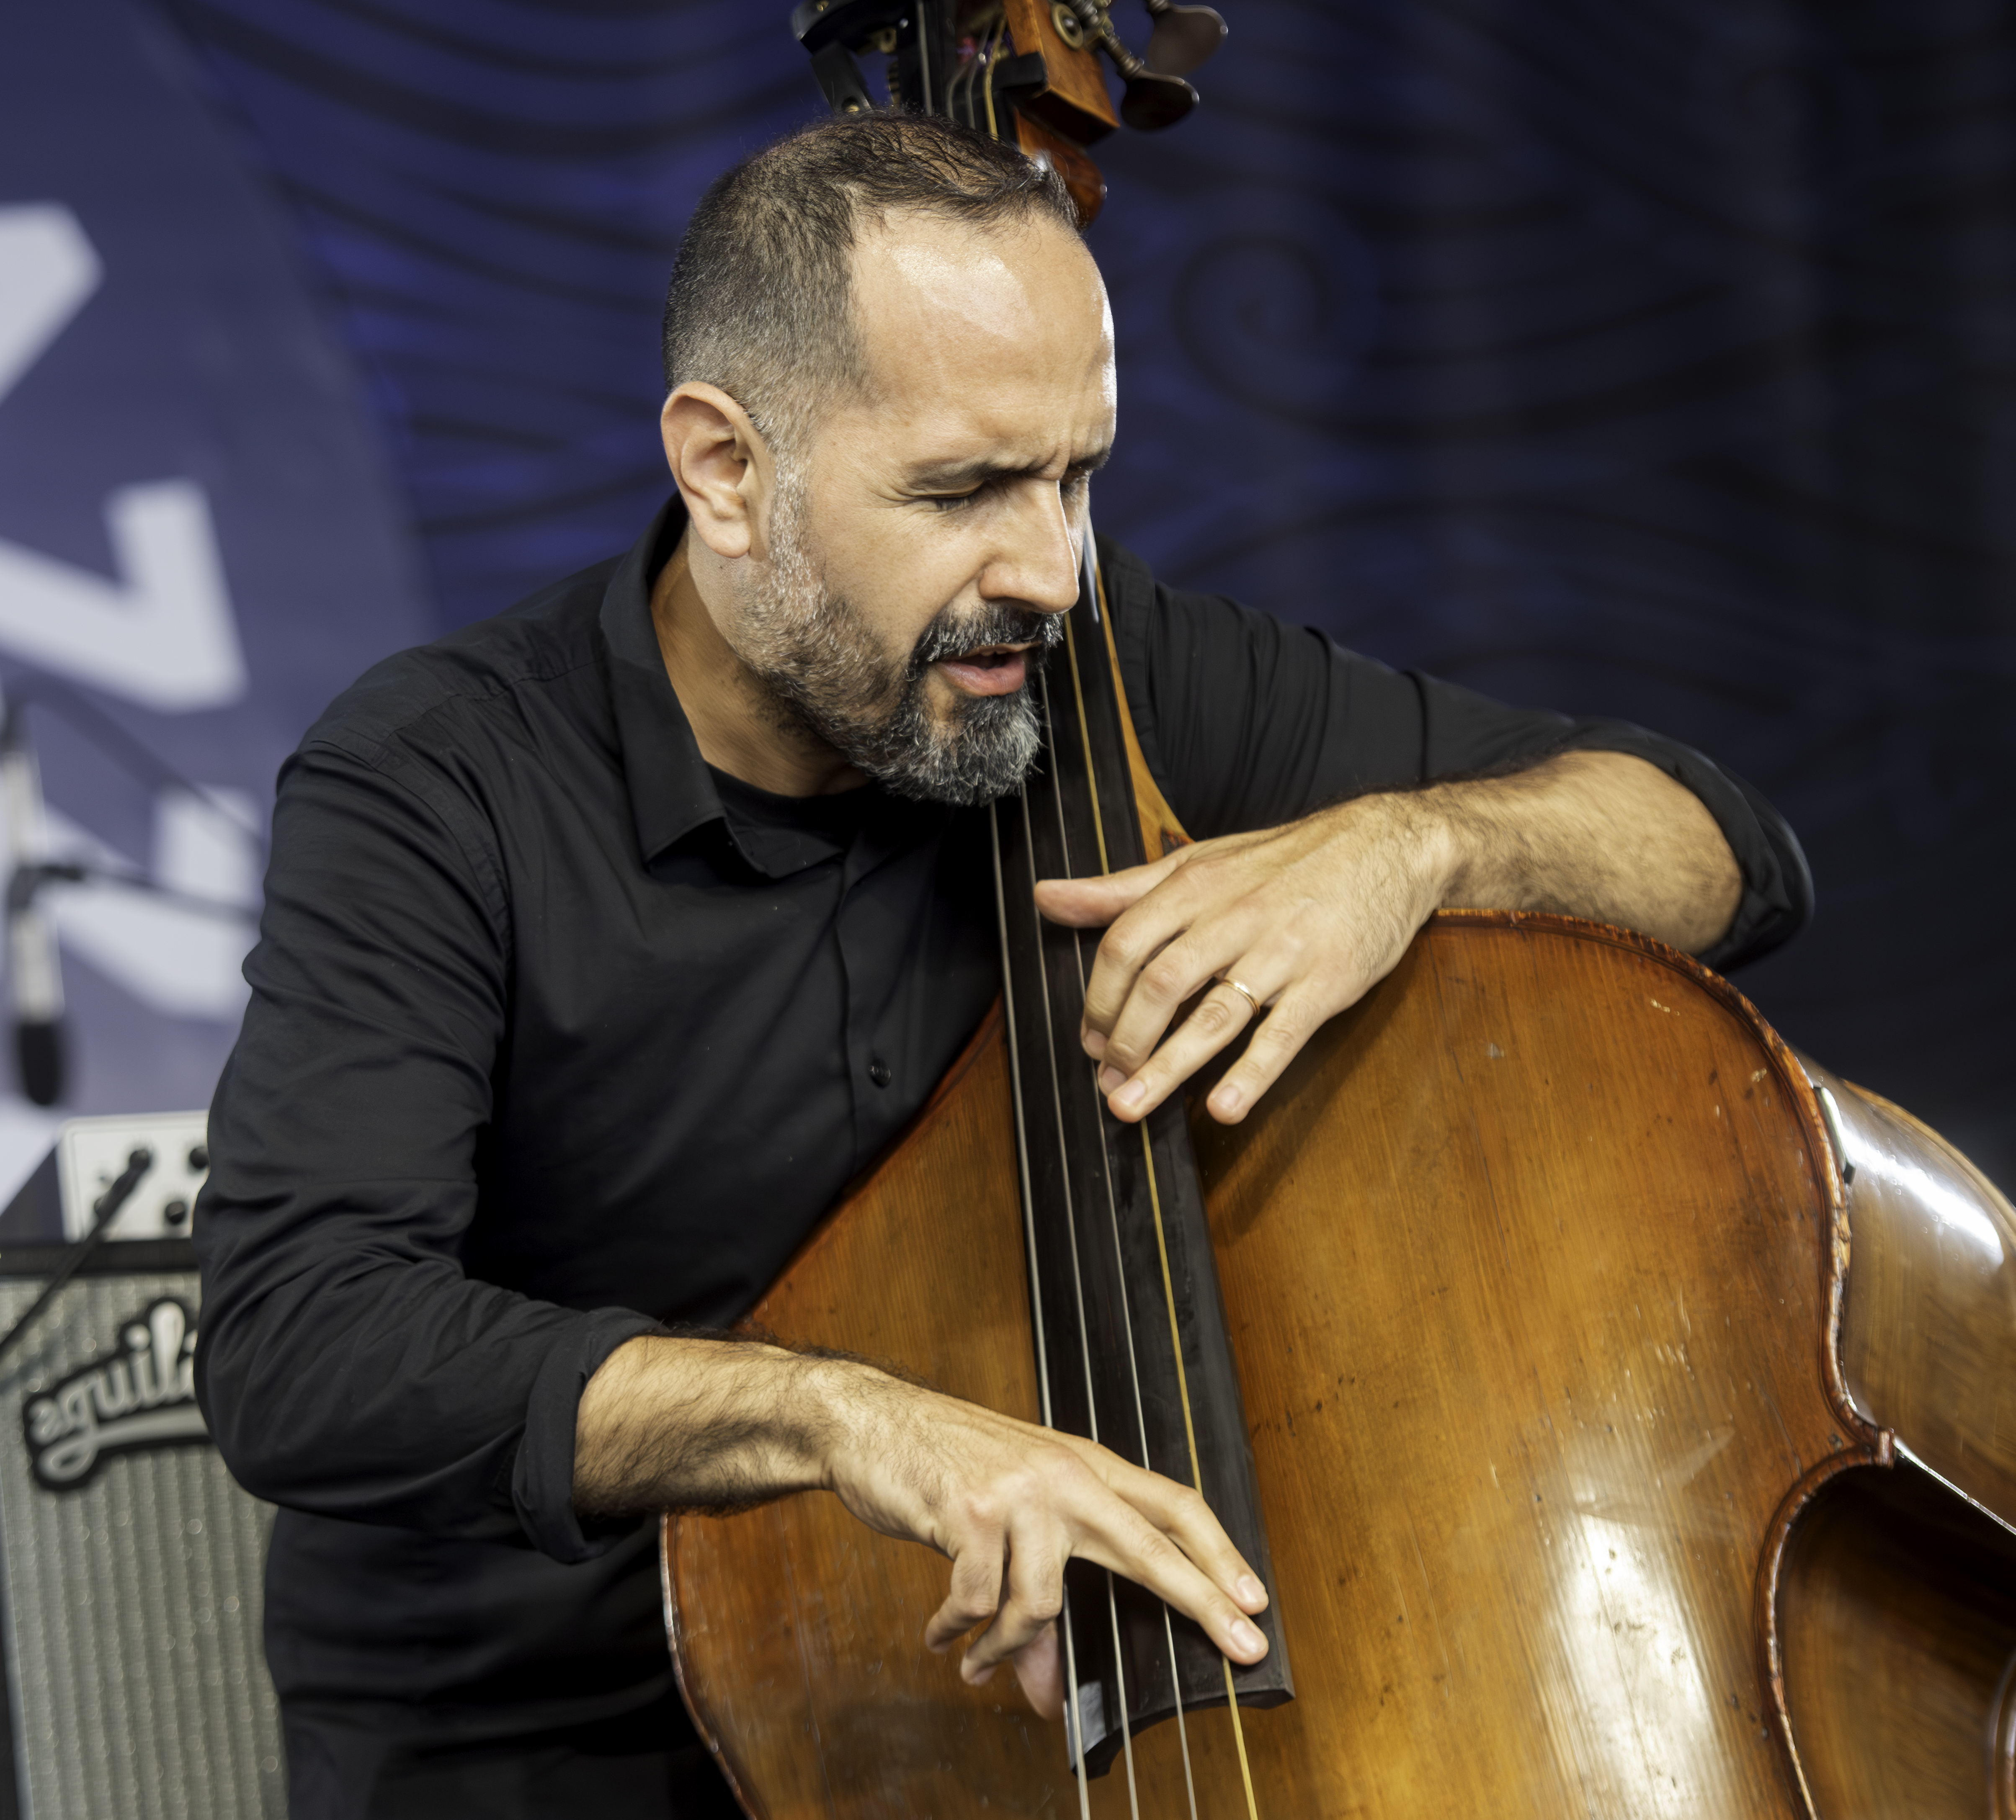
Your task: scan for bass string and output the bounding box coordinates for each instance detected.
[980,18,1005,140]
[988,802,1054,1432]
[947,36,980,131]
[1043,659,1155,1813]
[1057,612,1200,1817]
[1143,1122,1260,1819]
[970,75,1108,1802]
[952,19,1005,133]
[990,797,1094,1820]
[1074,564,1263,1820]
[1063,906,1202,1820]
[1015,754,1140,1817]
[974,46,1140,1817]
[1030,677,1144,1814]
[969,15,1005,143]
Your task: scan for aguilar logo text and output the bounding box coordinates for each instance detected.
[22,1297,208,1490]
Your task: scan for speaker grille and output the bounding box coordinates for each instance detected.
[0,1269,283,1819]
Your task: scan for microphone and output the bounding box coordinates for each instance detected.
[1,698,66,1107]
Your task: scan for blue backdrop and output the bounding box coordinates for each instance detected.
[1,0,2010,1192]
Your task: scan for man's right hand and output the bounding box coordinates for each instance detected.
[573,1335,1270,1718]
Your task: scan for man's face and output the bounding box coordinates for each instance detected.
[727,211,1117,804]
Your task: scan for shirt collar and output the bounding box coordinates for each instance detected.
[597,496,957,880]
[598,496,726,868]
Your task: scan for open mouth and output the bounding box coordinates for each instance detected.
[936,643,1036,697]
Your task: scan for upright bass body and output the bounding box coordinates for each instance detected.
[668,897,2016,1816]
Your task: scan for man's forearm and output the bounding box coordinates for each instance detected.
[1413,749,1742,955]
[574,1333,845,1516]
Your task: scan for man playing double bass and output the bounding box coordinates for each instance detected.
[193,113,1808,1817]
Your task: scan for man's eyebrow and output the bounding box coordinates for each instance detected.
[907,445,1114,489]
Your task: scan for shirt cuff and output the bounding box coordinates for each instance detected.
[509,1306,666,1565]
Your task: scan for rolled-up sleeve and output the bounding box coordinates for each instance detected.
[193,738,659,1563]
[1105,538,1812,970]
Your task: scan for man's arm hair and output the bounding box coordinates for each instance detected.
[572,1333,840,1516]
[1415,748,1742,953]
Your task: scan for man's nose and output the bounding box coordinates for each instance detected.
[985,483,1085,617]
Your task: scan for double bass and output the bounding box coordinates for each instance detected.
[663,9,2016,1815]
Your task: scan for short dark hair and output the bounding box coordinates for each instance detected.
[660,111,1079,450]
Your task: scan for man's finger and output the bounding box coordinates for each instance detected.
[924,1533,1008,1653]
[1078,884,1263,1073]
[1050,862,1222,1060]
[1082,1448,1270,1616]
[1201,989,1326,1124]
[969,1441,1271,1672]
[1032,1443,1270,1663]
[1098,977,1263,1123]
[1033,849,1187,929]
[960,1530,1067,1678]
[1010,1622,1065,1720]
[1070,1495,1271,1667]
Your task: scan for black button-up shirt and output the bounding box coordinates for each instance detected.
[193,499,1810,1758]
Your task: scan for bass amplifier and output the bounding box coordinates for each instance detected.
[0,1113,283,1819]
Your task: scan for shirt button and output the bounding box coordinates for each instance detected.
[868,1058,892,1089]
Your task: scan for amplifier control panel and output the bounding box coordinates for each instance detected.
[55,1111,210,1242]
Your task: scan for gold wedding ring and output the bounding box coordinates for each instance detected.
[1220,976,1261,1015]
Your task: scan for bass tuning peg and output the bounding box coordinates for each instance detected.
[1142,0,1226,77]
[1057,0,1199,130]
[1120,63,1200,131]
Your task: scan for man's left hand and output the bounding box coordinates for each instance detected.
[1033,751,1743,1127]
[1034,793,1446,1127]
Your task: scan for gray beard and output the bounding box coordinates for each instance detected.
[729,481,1062,806]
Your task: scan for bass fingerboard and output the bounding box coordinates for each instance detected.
[990,545,1292,1780]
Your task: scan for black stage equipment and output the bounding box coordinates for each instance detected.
[0,1113,282,1818]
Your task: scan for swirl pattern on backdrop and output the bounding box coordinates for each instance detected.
[1174,217,1381,420]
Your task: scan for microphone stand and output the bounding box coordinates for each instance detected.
[0,682,262,1108]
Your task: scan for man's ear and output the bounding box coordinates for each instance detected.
[660,384,775,561]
